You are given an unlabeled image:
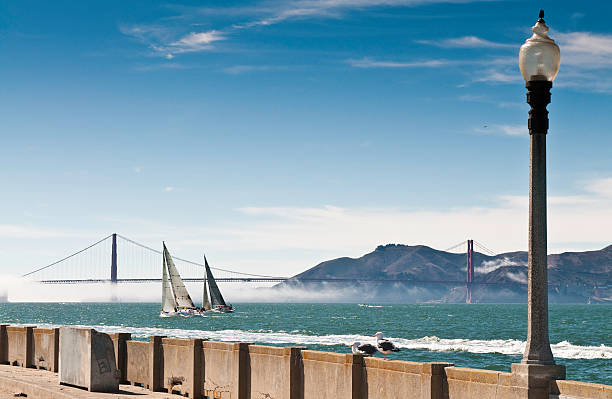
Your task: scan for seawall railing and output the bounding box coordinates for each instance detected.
[0,324,610,399]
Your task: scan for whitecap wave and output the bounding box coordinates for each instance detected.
[18,323,612,360]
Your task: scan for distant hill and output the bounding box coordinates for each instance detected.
[281,244,612,303]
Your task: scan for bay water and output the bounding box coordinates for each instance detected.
[1,303,610,385]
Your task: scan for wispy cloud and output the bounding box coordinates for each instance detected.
[235,0,496,28]
[547,31,612,93]
[231,175,612,257]
[444,32,612,90]
[472,69,523,84]
[418,36,515,49]
[164,186,175,192]
[170,30,225,53]
[223,64,289,74]
[132,62,195,72]
[347,57,449,68]
[0,225,91,239]
[506,271,527,284]
[557,31,612,68]
[475,258,526,274]
[121,0,497,60]
[474,124,526,137]
[121,24,226,58]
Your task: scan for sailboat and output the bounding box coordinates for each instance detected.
[202,263,211,312]
[204,256,234,313]
[160,242,201,317]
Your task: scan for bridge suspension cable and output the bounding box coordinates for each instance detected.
[473,240,497,256]
[443,241,467,253]
[115,234,279,278]
[21,234,113,278]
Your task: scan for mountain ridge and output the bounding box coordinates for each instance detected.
[285,243,612,303]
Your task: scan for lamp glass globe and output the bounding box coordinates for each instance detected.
[519,16,560,82]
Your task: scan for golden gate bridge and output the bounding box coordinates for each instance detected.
[21,233,501,303]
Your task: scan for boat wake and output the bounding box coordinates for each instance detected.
[23,323,612,360]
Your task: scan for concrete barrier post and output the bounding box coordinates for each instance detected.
[109,332,131,383]
[235,342,251,399]
[25,327,34,368]
[350,354,365,399]
[0,325,7,364]
[148,336,165,392]
[190,338,204,398]
[289,347,305,399]
[6,326,34,368]
[58,327,120,392]
[422,362,453,399]
[32,328,60,372]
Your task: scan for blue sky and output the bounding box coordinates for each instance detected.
[1,0,612,278]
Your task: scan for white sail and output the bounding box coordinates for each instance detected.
[161,251,177,313]
[163,243,195,309]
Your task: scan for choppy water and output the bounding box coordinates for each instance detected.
[1,303,610,385]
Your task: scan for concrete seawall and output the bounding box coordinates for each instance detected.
[1,324,611,399]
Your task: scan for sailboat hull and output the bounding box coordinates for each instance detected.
[178,308,204,317]
[210,305,235,313]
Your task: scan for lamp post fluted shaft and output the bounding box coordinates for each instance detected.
[523,80,554,365]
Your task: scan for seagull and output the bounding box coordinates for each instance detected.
[348,341,378,356]
[373,332,400,359]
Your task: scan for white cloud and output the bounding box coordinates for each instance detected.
[164,186,175,192]
[123,0,499,59]
[133,62,193,72]
[475,258,526,274]
[229,177,612,259]
[506,271,527,284]
[170,30,225,52]
[541,31,612,93]
[346,56,523,87]
[223,65,286,74]
[121,25,225,58]
[348,57,449,68]
[0,225,84,239]
[556,31,612,68]
[235,0,495,28]
[474,124,526,137]
[586,177,612,198]
[418,36,514,49]
[4,178,612,280]
[472,69,523,83]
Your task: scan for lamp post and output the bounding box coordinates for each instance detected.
[512,11,565,387]
[518,9,559,367]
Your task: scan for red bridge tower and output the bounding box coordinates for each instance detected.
[466,239,474,304]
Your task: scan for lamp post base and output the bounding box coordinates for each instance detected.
[510,363,566,399]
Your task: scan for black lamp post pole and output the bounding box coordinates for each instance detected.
[523,79,555,365]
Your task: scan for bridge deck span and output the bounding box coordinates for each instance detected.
[36,277,526,286]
